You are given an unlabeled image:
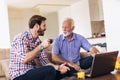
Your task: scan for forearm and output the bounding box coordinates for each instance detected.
[46,62,70,74]
[52,54,69,64]
[23,45,43,64]
[89,46,99,54]
[52,54,80,71]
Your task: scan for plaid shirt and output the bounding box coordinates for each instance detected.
[9,31,49,80]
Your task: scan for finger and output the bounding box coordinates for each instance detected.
[61,62,67,66]
[66,67,70,71]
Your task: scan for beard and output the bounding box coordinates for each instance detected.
[63,31,72,37]
[37,27,45,36]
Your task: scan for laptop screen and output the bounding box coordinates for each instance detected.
[86,51,118,77]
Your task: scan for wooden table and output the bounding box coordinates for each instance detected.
[61,70,120,80]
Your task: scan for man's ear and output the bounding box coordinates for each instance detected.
[35,23,39,29]
[72,26,75,30]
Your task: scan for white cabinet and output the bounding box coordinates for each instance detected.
[89,0,105,38]
[89,0,104,21]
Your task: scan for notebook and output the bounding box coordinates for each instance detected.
[85,51,119,77]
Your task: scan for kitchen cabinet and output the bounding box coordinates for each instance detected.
[89,0,105,38]
[89,0,104,21]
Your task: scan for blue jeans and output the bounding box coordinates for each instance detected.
[79,56,93,69]
[56,56,93,78]
[13,66,76,80]
[13,66,56,80]
[13,56,93,80]
[56,56,93,79]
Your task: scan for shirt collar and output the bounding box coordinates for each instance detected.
[26,30,33,40]
[26,30,40,42]
[62,33,76,41]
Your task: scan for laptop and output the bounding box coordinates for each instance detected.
[85,51,119,77]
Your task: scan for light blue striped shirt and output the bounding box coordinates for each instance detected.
[52,33,91,65]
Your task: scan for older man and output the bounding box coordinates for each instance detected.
[52,18,99,72]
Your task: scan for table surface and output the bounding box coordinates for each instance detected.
[61,70,120,80]
[85,71,120,80]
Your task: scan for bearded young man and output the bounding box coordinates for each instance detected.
[9,15,70,80]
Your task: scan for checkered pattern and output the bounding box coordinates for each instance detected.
[9,31,49,80]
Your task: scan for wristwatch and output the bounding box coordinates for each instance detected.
[40,45,44,50]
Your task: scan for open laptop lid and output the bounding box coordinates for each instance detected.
[86,51,119,77]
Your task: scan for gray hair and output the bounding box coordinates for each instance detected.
[63,18,75,28]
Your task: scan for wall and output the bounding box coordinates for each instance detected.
[102,0,120,55]
[58,6,71,34]
[71,0,92,38]
[40,12,59,40]
[8,7,59,42]
[58,0,92,38]
[0,0,10,48]
[8,7,40,42]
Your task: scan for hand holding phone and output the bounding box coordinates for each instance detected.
[49,39,53,44]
